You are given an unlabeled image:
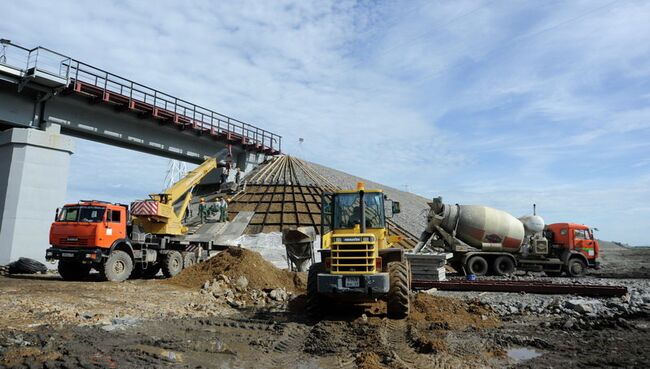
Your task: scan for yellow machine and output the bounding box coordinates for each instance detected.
[131,157,218,236]
[307,182,411,319]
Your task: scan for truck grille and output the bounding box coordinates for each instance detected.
[331,242,375,274]
[59,238,89,246]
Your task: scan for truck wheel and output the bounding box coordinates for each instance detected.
[101,250,133,282]
[566,258,586,277]
[466,256,488,276]
[306,262,326,319]
[162,251,183,278]
[183,253,196,268]
[387,261,410,319]
[493,256,515,276]
[58,261,91,281]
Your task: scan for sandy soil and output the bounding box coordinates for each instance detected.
[1,244,648,369]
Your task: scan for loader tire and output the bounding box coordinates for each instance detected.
[101,250,133,282]
[58,261,91,281]
[466,256,488,276]
[493,256,515,276]
[387,261,410,319]
[306,262,326,319]
[162,251,183,278]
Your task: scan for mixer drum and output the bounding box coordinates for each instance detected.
[450,205,525,252]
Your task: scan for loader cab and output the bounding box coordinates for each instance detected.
[320,183,401,256]
[546,223,599,262]
[49,201,127,249]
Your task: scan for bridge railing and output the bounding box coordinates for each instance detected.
[0,42,282,153]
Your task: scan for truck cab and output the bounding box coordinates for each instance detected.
[48,201,127,251]
[545,222,600,270]
[46,201,129,279]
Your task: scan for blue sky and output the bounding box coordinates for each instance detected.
[2,0,649,245]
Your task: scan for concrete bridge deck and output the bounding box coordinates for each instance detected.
[0,40,282,263]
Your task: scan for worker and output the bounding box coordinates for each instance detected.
[198,198,207,224]
[208,201,218,218]
[235,168,241,185]
[219,197,229,222]
[219,167,227,187]
[217,199,224,220]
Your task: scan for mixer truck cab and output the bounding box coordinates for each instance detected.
[307,182,411,319]
[545,223,600,270]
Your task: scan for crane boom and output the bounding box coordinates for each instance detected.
[131,157,218,236]
[150,157,217,204]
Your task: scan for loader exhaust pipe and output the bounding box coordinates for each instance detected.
[357,182,366,233]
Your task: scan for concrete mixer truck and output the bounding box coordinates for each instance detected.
[413,197,600,277]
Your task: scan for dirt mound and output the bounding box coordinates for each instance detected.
[166,248,305,292]
[355,351,386,369]
[409,294,499,330]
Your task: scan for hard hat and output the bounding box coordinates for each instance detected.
[200,198,205,202]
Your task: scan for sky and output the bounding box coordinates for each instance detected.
[2,0,649,245]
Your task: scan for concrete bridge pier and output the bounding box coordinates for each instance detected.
[0,124,74,264]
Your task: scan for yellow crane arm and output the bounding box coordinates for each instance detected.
[150,157,218,204]
[133,157,218,236]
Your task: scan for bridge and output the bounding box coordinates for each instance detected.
[0,40,282,263]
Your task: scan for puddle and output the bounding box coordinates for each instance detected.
[507,347,542,361]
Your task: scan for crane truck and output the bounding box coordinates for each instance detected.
[307,182,411,319]
[413,197,600,277]
[46,157,218,282]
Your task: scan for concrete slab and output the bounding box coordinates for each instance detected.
[184,221,227,242]
[213,211,254,246]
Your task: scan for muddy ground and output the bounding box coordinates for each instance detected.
[1,244,649,369]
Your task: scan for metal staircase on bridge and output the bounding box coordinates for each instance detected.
[0,40,281,155]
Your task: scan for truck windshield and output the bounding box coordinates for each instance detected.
[333,192,385,229]
[57,206,106,222]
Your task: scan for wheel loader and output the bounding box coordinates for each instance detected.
[306,182,410,319]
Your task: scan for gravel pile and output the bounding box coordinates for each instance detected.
[199,273,294,310]
[306,161,430,237]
